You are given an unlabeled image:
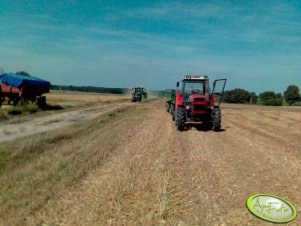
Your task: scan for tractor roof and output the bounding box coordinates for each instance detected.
[182,75,208,81]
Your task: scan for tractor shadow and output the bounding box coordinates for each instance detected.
[184,123,227,132]
[40,104,64,111]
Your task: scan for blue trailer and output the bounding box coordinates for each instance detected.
[0,73,51,106]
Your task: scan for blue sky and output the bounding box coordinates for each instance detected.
[1,0,301,93]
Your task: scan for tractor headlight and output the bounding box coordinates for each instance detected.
[186,105,190,110]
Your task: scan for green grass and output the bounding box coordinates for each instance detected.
[0,102,64,123]
[0,151,10,176]
[6,104,39,115]
[0,109,8,121]
[292,101,301,106]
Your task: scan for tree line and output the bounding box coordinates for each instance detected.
[51,85,130,94]
[222,85,301,106]
[51,85,165,97]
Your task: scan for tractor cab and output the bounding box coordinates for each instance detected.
[176,76,212,116]
[132,87,143,94]
[179,75,210,105]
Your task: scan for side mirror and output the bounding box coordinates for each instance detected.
[176,82,179,87]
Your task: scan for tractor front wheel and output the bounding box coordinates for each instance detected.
[212,107,221,131]
[176,107,185,131]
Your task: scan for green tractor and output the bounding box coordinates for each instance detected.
[132,87,147,102]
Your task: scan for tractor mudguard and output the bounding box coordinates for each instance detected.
[175,93,183,107]
[209,94,215,106]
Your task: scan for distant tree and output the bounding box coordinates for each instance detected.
[16,71,30,76]
[249,92,258,104]
[259,91,274,102]
[284,85,300,105]
[223,88,250,103]
[259,91,282,106]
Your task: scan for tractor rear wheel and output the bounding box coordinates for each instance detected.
[212,107,221,131]
[176,107,185,131]
[14,97,25,106]
[170,105,175,121]
[37,96,46,108]
[166,102,170,112]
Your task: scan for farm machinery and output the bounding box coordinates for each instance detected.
[0,73,51,107]
[131,87,147,102]
[166,75,227,131]
[165,89,176,119]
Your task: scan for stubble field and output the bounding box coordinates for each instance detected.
[0,92,300,225]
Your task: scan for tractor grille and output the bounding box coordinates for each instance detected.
[194,97,206,101]
[193,105,206,111]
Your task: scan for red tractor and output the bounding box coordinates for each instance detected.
[174,75,226,131]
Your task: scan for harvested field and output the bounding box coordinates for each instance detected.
[0,100,300,225]
[45,90,130,108]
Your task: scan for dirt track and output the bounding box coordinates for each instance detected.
[1,101,301,225]
[0,103,133,142]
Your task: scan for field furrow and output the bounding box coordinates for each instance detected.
[0,100,300,225]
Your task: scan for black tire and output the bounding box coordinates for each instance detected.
[132,96,136,102]
[37,96,46,108]
[176,107,185,131]
[0,86,2,107]
[212,107,221,131]
[166,102,170,112]
[170,104,175,121]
